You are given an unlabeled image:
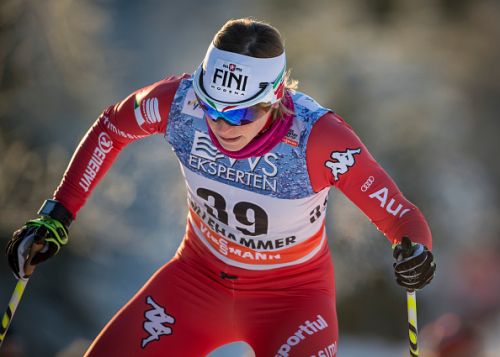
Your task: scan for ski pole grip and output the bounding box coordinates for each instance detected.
[23,242,46,277]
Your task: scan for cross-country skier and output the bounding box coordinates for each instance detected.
[6,18,436,356]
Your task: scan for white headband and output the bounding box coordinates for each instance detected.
[200,43,286,103]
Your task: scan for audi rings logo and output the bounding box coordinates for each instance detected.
[98,132,113,153]
[361,176,375,192]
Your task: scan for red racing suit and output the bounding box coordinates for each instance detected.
[52,74,432,356]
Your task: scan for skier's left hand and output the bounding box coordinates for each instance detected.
[392,236,436,291]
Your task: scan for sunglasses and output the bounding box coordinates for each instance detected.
[192,62,284,126]
[196,95,271,126]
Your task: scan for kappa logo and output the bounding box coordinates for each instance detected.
[134,95,161,128]
[141,296,175,348]
[324,148,361,181]
[191,131,225,161]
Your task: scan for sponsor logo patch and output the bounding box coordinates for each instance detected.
[282,119,302,147]
[275,315,329,357]
[211,60,250,97]
[361,176,375,192]
[141,296,175,348]
[79,132,113,192]
[191,131,225,161]
[310,342,338,357]
[181,88,204,118]
[134,94,161,129]
[98,132,113,153]
[324,148,361,181]
[102,115,147,140]
[188,131,279,192]
[368,187,411,218]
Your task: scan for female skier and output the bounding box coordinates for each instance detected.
[6,18,435,356]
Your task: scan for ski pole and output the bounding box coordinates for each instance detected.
[0,278,29,349]
[395,237,420,357]
[0,240,43,349]
[406,290,419,357]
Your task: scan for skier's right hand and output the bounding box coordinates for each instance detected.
[6,216,69,281]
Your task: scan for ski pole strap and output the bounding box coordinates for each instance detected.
[0,279,29,348]
[407,290,419,357]
[26,217,69,252]
[38,199,73,228]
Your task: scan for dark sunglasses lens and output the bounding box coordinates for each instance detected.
[196,96,263,126]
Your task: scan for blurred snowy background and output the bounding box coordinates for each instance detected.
[1,0,500,356]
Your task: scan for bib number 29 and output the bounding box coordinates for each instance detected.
[197,188,268,236]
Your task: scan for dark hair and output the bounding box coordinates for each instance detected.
[213,18,298,119]
[213,18,284,58]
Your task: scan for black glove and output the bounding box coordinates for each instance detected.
[5,200,71,280]
[392,236,436,291]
